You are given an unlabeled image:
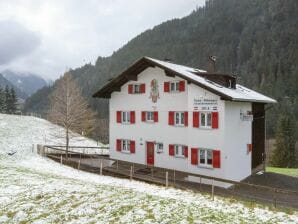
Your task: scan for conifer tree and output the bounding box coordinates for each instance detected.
[4,85,10,114]
[9,87,17,114]
[270,114,297,168]
[0,87,5,113]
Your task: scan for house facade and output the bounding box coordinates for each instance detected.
[93,57,276,183]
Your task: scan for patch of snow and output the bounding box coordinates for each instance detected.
[0,114,297,223]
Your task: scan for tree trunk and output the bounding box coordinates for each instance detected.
[66,127,69,160]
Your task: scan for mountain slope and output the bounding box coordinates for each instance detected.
[24,0,298,136]
[0,73,28,99]
[2,70,47,97]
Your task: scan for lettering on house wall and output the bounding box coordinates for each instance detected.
[193,98,218,111]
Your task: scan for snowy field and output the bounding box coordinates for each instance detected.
[0,114,297,223]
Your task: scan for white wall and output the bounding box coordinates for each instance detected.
[109,66,252,183]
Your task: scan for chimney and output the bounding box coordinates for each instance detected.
[207,55,216,73]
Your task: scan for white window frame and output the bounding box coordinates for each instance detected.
[121,111,131,124]
[200,111,212,128]
[133,84,141,94]
[121,140,131,153]
[174,112,185,126]
[156,143,163,153]
[174,145,185,158]
[170,81,180,92]
[199,149,213,167]
[146,111,154,122]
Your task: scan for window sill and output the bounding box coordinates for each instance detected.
[121,122,132,125]
[198,126,212,130]
[174,124,186,127]
[121,150,131,154]
[174,155,187,159]
[198,164,213,169]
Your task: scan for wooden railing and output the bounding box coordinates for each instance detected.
[37,144,298,209]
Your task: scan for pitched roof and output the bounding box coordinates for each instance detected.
[93,57,276,104]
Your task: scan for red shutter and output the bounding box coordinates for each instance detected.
[184,112,188,126]
[212,150,220,168]
[140,83,145,93]
[247,144,252,153]
[164,82,170,92]
[116,139,121,151]
[128,84,133,94]
[212,112,219,129]
[168,111,174,125]
[141,111,146,122]
[169,144,174,156]
[116,111,122,123]
[191,148,198,165]
[184,146,188,158]
[193,112,200,128]
[154,111,158,122]
[130,111,135,124]
[130,140,135,153]
[179,81,185,92]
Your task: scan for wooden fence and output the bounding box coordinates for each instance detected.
[37,145,298,209]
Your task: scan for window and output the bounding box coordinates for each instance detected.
[200,112,212,128]
[170,81,180,92]
[133,84,140,93]
[146,112,154,122]
[156,143,163,153]
[122,111,130,123]
[175,112,185,126]
[199,149,213,166]
[175,145,185,157]
[122,140,131,153]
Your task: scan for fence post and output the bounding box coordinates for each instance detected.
[78,156,81,170]
[116,160,119,170]
[173,170,176,187]
[130,166,133,181]
[151,167,154,177]
[200,177,202,191]
[211,179,214,201]
[60,155,63,164]
[100,161,103,175]
[132,163,134,174]
[273,188,277,208]
[166,171,168,188]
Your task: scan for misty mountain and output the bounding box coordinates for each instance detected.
[2,70,47,97]
[0,73,28,99]
[24,0,298,137]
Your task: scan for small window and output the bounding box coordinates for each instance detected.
[122,140,131,153]
[156,143,163,153]
[146,112,154,122]
[122,111,130,124]
[170,81,179,92]
[175,112,185,126]
[174,145,185,157]
[133,84,141,93]
[200,112,212,128]
[199,149,213,166]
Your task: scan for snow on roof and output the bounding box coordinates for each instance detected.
[146,57,276,104]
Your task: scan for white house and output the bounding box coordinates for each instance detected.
[93,57,276,184]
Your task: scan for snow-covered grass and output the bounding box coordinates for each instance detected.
[0,114,297,223]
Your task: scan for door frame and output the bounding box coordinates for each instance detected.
[146,141,155,165]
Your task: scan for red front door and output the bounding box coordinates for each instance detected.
[146,142,154,165]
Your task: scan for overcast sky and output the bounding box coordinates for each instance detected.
[0,0,205,80]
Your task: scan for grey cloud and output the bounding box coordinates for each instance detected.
[0,20,41,65]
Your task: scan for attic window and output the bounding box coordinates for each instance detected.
[170,81,180,92]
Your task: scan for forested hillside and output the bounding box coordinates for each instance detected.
[24,0,298,138]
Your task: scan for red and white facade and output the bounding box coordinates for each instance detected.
[93,57,276,183]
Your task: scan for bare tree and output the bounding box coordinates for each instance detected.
[48,72,96,158]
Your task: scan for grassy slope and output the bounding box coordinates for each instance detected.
[267,167,298,178]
